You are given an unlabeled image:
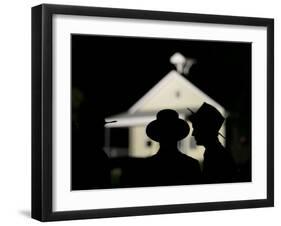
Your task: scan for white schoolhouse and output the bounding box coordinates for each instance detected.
[105,53,226,161]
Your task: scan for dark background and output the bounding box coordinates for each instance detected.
[72,34,251,117]
[71,34,252,189]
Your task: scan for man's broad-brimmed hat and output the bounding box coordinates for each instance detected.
[188,102,224,132]
[146,109,190,142]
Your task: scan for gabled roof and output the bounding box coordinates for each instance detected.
[128,70,225,114]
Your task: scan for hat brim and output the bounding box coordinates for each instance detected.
[146,119,190,142]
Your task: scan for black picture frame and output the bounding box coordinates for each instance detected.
[32,3,274,222]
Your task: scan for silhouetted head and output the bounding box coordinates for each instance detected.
[189,103,224,146]
[146,109,190,144]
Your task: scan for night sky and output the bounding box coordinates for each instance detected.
[72,34,251,118]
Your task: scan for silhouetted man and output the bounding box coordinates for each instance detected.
[189,102,237,184]
[72,95,111,190]
[143,109,202,186]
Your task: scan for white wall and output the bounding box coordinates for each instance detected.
[0,0,279,225]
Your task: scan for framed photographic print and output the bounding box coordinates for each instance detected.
[32,4,274,221]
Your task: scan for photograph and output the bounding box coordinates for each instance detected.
[71,34,252,190]
[31,4,273,221]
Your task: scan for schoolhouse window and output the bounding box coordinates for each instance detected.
[175,90,181,98]
[146,140,152,147]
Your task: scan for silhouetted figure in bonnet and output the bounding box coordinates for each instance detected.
[144,109,202,186]
[189,102,237,183]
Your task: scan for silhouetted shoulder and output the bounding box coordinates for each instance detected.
[148,152,201,174]
[180,152,199,163]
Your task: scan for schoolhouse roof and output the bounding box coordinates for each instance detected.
[128,70,225,114]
